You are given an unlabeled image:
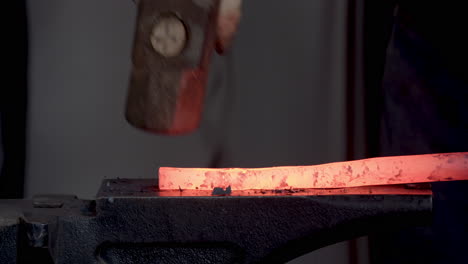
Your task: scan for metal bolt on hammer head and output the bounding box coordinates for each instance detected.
[150,15,187,57]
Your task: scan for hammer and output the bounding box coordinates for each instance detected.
[126,0,242,135]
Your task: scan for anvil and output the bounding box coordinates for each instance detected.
[3,152,468,263]
[0,180,432,264]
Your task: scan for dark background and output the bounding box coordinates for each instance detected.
[2,0,468,263]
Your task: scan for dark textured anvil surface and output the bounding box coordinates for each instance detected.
[0,179,432,264]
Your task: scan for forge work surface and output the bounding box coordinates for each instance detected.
[99,178,433,197]
[1,179,432,264]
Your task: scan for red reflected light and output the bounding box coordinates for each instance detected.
[159,152,468,190]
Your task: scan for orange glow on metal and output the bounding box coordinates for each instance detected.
[159,152,468,190]
[156,186,432,197]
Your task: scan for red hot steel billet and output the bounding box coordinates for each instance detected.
[159,152,468,190]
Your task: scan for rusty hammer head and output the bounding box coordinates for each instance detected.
[126,0,241,135]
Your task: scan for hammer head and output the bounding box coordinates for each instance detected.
[126,0,220,135]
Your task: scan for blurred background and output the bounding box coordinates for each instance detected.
[7,0,365,263]
[3,0,467,263]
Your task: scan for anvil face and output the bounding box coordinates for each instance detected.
[100,178,432,197]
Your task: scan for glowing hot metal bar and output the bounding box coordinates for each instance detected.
[159,152,468,190]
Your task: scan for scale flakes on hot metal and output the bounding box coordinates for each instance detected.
[159,152,468,191]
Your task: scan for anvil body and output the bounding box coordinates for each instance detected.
[0,179,431,264]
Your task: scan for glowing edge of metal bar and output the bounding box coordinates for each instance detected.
[159,152,468,190]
